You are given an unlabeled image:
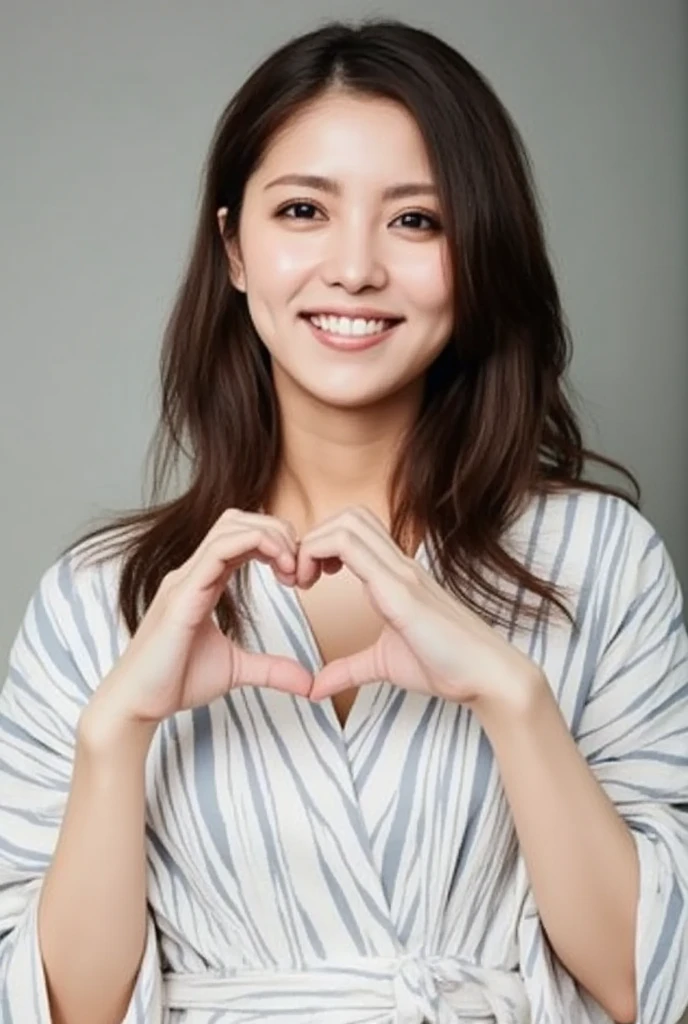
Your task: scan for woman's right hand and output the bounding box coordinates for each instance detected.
[82,509,313,734]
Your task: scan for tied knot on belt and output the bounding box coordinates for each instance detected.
[392,953,444,1023]
[392,953,496,1023]
[162,952,529,1022]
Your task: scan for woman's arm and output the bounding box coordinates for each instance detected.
[38,705,157,1024]
[472,506,688,1024]
[0,555,162,1024]
[474,681,639,1023]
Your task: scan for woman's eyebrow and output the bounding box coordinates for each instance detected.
[264,173,438,200]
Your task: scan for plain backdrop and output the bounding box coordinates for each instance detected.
[1,2,687,1014]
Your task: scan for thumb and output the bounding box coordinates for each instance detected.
[233,649,313,697]
[309,644,380,701]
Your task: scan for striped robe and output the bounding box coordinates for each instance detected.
[1,490,687,1023]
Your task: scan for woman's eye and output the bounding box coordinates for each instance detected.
[277,202,321,220]
[276,202,440,232]
[393,211,441,232]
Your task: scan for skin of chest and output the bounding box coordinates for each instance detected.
[294,566,386,727]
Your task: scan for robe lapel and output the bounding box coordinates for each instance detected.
[241,557,403,957]
[241,541,485,955]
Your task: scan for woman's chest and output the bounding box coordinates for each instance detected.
[294,565,387,727]
[145,686,517,958]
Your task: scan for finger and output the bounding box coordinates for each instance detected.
[296,525,411,613]
[302,504,387,539]
[232,648,313,697]
[298,510,413,586]
[246,510,300,546]
[174,529,297,624]
[342,505,424,562]
[179,510,298,582]
[309,646,380,699]
[184,526,296,592]
[224,515,300,585]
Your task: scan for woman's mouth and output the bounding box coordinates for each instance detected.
[300,313,404,352]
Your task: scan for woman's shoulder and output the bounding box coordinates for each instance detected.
[43,528,127,611]
[506,486,662,583]
[0,530,133,737]
[507,487,685,655]
[16,530,131,688]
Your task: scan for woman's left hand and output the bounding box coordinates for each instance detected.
[294,506,543,708]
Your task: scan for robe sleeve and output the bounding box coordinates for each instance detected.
[517,503,688,1024]
[0,555,162,1022]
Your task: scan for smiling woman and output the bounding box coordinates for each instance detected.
[215,90,454,414]
[1,14,688,1024]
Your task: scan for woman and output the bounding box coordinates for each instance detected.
[1,16,686,1024]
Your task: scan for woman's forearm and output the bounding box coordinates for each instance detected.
[472,677,639,1024]
[37,700,157,1024]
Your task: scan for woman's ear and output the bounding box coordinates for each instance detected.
[217,206,246,292]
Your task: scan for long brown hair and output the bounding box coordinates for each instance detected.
[63,16,639,643]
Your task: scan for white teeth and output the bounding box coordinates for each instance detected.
[308,314,393,337]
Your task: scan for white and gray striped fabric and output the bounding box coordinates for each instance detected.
[1,490,687,1023]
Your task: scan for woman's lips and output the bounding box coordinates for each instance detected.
[301,315,403,351]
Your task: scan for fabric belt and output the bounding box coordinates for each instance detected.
[162,953,531,1022]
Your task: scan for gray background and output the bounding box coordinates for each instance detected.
[1,2,686,1016]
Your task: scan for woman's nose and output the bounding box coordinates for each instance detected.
[322,225,388,292]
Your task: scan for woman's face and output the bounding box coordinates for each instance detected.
[220,90,454,408]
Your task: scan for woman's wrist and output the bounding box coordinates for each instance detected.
[78,689,159,764]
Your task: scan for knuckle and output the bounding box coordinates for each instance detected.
[160,569,180,593]
[219,507,240,524]
[208,533,235,557]
[336,526,355,547]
